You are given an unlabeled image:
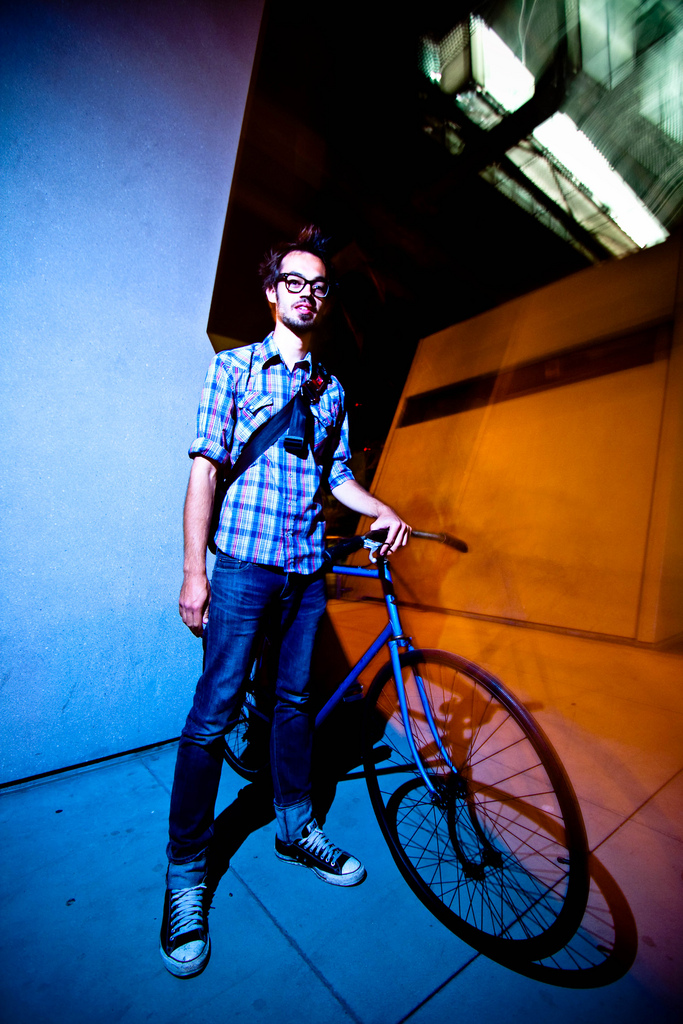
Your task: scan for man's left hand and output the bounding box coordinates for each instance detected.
[330,479,411,556]
[370,506,411,557]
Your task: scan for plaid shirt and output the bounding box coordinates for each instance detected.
[189,334,354,573]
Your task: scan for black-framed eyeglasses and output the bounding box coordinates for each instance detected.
[276,273,330,299]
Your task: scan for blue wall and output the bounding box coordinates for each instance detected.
[0,0,264,781]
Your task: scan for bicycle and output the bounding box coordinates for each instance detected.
[223,529,590,967]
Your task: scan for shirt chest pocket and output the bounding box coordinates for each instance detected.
[311,402,338,455]
[233,391,274,448]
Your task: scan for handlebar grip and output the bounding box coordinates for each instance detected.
[324,527,468,567]
[412,530,468,553]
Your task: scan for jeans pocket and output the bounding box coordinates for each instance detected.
[214,551,250,572]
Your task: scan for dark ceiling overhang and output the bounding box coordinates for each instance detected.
[207,0,681,447]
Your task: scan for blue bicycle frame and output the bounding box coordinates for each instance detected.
[315,555,459,795]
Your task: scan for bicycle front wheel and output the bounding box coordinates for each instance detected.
[363,649,589,964]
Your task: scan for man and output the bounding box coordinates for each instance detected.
[160,226,410,977]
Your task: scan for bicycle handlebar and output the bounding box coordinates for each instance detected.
[411,530,469,553]
[324,527,468,565]
[323,532,380,562]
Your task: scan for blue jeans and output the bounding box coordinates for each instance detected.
[166,551,326,889]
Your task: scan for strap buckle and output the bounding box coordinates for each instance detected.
[284,363,331,456]
[300,364,330,405]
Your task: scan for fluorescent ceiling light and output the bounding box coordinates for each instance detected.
[424,17,535,117]
[532,113,668,248]
[470,18,535,114]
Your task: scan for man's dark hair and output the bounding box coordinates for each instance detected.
[259,225,333,293]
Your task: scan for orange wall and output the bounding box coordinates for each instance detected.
[355,235,683,644]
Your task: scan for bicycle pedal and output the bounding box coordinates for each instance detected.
[342,683,363,702]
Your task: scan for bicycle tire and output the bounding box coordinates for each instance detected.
[363,648,589,964]
[222,652,272,780]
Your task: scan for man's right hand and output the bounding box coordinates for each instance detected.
[179,570,211,637]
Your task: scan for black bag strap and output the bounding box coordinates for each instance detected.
[208,395,297,554]
[207,362,330,554]
[226,394,298,488]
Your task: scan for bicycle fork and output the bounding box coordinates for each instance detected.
[378,559,459,799]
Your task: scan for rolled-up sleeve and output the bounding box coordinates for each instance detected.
[327,409,354,490]
[188,354,235,465]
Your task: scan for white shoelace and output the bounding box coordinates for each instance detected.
[169,883,207,943]
[299,826,343,865]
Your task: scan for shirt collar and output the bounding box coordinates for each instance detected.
[256,333,311,375]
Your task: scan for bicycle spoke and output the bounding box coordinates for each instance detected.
[364,649,588,964]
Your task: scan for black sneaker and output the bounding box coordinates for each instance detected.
[275,819,366,886]
[159,883,210,977]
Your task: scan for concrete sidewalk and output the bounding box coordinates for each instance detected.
[1,605,681,1023]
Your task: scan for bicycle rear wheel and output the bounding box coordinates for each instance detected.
[363,649,589,964]
[223,649,272,780]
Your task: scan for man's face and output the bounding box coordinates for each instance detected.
[266,251,329,334]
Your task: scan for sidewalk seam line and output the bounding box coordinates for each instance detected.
[590,765,683,854]
[229,866,364,1024]
[395,953,481,1024]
